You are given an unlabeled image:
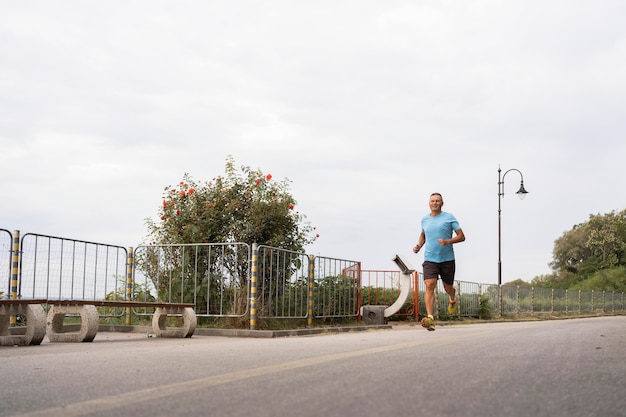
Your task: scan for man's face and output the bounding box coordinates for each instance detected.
[429,195,443,213]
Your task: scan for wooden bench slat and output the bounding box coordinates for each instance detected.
[0,299,47,305]
[45,300,195,308]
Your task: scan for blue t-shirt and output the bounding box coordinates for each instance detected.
[421,211,461,263]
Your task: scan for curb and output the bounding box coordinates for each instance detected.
[98,324,393,338]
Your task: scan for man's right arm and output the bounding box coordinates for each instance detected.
[413,231,426,253]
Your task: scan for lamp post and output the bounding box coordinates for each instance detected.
[498,166,528,286]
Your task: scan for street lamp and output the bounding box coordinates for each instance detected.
[498,166,529,286]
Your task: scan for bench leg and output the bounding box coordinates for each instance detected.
[152,307,197,338]
[0,304,46,346]
[46,305,100,342]
[24,304,47,345]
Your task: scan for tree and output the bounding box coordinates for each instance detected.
[586,211,626,269]
[546,209,626,289]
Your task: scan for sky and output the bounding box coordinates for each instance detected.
[1,1,625,285]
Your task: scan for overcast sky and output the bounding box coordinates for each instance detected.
[2,1,625,285]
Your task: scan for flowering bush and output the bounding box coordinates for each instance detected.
[145,156,317,250]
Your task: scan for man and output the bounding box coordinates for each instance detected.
[413,193,465,331]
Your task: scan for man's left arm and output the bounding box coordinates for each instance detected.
[439,228,465,246]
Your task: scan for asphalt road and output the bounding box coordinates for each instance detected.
[1,316,624,417]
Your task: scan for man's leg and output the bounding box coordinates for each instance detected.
[441,261,457,314]
[443,282,457,314]
[421,278,437,330]
[424,278,437,317]
[443,282,456,302]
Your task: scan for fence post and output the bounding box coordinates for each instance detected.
[10,230,20,324]
[498,285,503,317]
[250,243,258,330]
[455,280,461,317]
[412,272,419,322]
[578,290,581,313]
[478,283,483,319]
[307,255,315,328]
[126,247,134,325]
[591,290,595,312]
[565,289,569,314]
[611,291,615,313]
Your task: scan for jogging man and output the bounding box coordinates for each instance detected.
[413,192,466,330]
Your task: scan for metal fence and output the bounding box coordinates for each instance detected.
[133,243,250,317]
[18,233,128,302]
[362,274,626,319]
[1,229,13,297]
[310,255,360,319]
[5,227,626,328]
[130,243,361,323]
[252,246,360,322]
[255,245,309,319]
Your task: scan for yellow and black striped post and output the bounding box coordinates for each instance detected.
[126,247,134,325]
[250,243,258,330]
[10,230,20,324]
[307,255,315,327]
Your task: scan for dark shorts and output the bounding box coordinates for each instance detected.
[422,260,456,286]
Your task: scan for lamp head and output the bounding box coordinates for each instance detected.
[516,182,529,200]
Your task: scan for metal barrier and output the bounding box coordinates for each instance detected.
[1,229,12,297]
[255,245,309,319]
[18,233,128,317]
[133,243,251,318]
[254,246,360,320]
[312,255,360,319]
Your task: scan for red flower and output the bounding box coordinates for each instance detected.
[180,191,186,197]
[265,174,272,181]
[176,209,180,215]
[162,200,167,208]
[188,188,195,195]
[289,203,295,210]
[255,179,261,185]
[316,234,320,238]
[160,215,165,220]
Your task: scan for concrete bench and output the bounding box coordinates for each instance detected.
[46,300,197,342]
[0,299,47,346]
